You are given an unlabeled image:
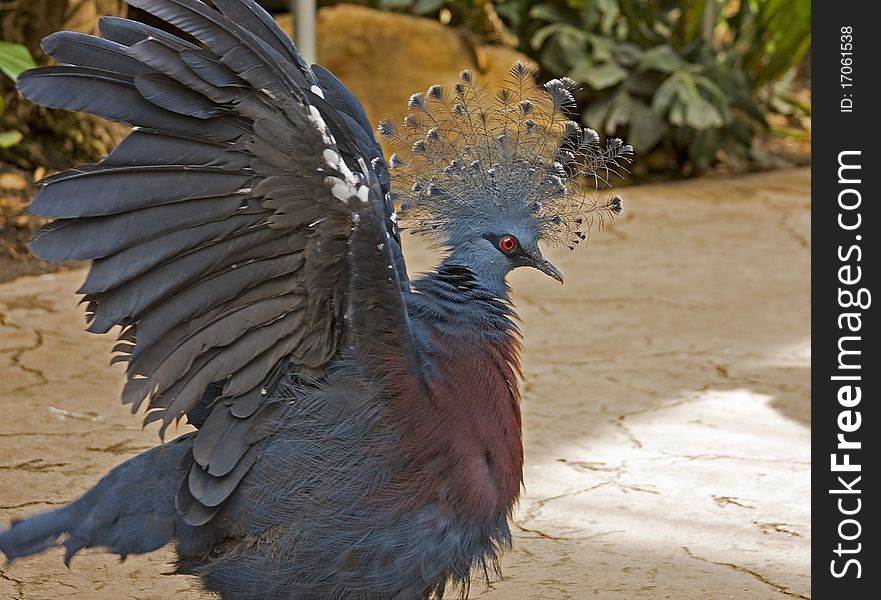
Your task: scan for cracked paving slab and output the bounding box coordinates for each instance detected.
[0,168,810,599]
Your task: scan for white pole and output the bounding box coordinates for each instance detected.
[292,0,316,65]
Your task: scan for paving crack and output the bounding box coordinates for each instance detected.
[760,198,810,250]
[0,567,26,600]
[712,495,755,509]
[612,418,644,449]
[0,425,134,438]
[664,452,810,466]
[514,522,625,544]
[0,310,21,329]
[755,521,802,537]
[0,499,66,510]
[513,523,572,541]
[523,482,612,521]
[682,546,810,599]
[0,458,69,473]
[86,439,151,455]
[3,329,48,388]
[0,294,56,314]
[777,211,810,250]
[0,430,94,438]
[546,349,719,366]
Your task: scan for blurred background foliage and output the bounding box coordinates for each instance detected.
[341,0,811,175]
[1,0,128,171]
[1,0,809,176]
[0,40,37,148]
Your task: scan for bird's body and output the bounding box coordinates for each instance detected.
[188,268,524,599]
[0,1,629,597]
[9,266,521,599]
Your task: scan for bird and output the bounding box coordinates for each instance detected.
[0,1,631,598]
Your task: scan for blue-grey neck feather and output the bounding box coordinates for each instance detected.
[442,246,512,301]
[407,258,518,342]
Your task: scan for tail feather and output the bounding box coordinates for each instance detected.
[0,434,192,564]
[0,505,78,560]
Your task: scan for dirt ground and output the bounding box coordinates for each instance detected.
[0,168,810,599]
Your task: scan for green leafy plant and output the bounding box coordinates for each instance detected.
[359,0,810,174]
[0,40,38,148]
[0,40,37,81]
[0,97,23,148]
[502,0,809,173]
[723,0,811,90]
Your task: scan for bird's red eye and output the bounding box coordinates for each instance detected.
[500,236,517,252]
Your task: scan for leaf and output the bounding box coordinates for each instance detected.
[379,0,413,10]
[573,58,628,90]
[612,43,642,67]
[639,45,686,73]
[587,34,614,61]
[628,106,665,152]
[412,0,445,14]
[0,41,37,81]
[693,74,731,123]
[531,23,588,51]
[669,100,687,127]
[688,129,719,170]
[595,0,620,33]
[683,94,724,129]
[693,73,725,104]
[651,74,680,114]
[0,130,23,148]
[779,93,812,117]
[625,72,662,97]
[557,26,592,55]
[605,90,638,132]
[582,92,615,133]
[495,2,521,26]
[529,3,577,23]
[539,42,573,75]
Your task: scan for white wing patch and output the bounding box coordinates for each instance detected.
[356,185,370,204]
[326,176,355,203]
[308,104,333,146]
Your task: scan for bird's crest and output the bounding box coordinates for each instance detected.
[379,62,633,250]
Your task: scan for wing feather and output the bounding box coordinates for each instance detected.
[78,212,266,292]
[19,0,420,525]
[41,31,154,76]
[98,16,197,50]
[134,72,230,118]
[30,194,246,263]
[17,67,242,141]
[104,130,249,167]
[29,165,250,218]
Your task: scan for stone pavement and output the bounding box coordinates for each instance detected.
[0,168,810,599]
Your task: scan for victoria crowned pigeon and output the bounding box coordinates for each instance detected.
[0,1,631,598]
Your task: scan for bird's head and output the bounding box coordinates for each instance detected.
[445,213,565,286]
[380,62,630,291]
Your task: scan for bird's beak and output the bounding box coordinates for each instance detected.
[531,257,565,284]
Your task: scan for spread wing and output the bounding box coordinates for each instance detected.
[18,0,419,524]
